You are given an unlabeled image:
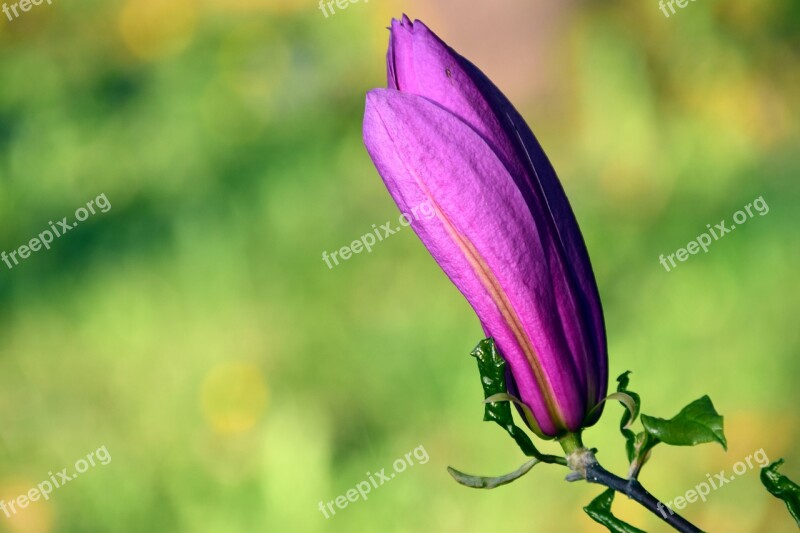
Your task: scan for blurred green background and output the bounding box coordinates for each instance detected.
[0,0,798,531]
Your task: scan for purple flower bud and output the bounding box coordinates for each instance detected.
[363,16,607,437]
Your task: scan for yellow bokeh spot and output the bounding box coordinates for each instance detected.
[201,362,268,434]
[200,0,307,13]
[0,480,54,533]
[119,0,197,60]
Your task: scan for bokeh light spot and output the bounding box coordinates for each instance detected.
[0,480,54,533]
[201,362,268,434]
[119,0,197,60]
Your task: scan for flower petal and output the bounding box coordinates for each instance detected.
[363,88,589,434]
[387,17,607,417]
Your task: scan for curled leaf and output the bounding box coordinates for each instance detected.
[583,488,647,533]
[760,459,800,526]
[447,458,540,489]
[587,391,638,430]
[482,392,549,440]
[471,339,561,458]
[615,372,642,463]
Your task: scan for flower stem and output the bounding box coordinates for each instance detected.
[558,432,585,455]
[584,460,703,533]
[560,435,703,533]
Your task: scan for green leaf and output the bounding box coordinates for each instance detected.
[760,459,800,526]
[470,339,561,462]
[447,458,540,489]
[627,431,659,479]
[615,372,641,462]
[583,488,647,533]
[640,396,727,450]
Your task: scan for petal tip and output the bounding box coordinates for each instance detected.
[365,88,390,107]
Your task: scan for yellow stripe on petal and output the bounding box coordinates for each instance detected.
[425,192,567,431]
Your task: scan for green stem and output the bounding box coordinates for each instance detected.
[558,432,585,455]
[559,434,703,533]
